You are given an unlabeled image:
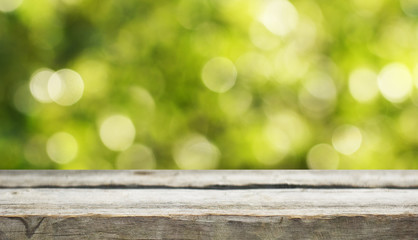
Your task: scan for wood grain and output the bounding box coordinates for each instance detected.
[0,170,417,239]
[1,215,417,240]
[0,170,417,188]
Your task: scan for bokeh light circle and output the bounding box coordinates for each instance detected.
[48,69,84,106]
[99,115,136,151]
[258,0,299,37]
[46,132,78,164]
[305,73,337,101]
[173,135,220,169]
[0,0,23,12]
[307,144,339,169]
[378,63,412,103]
[29,68,54,103]
[332,125,362,155]
[201,57,237,93]
[348,68,379,103]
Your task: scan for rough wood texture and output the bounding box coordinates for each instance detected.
[0,170,417,239]
[1,170,417,188]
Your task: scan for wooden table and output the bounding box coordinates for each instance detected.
[0,170,417,239]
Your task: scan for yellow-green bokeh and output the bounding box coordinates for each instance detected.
[1,0,418,169]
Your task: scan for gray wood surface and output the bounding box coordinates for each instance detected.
[0,170,417,188]
[0,170,417,239]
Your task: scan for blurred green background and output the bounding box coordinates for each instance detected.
[1,0,418,169]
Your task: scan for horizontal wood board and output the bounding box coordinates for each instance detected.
[0,170,417,188]
[0,170,417,239]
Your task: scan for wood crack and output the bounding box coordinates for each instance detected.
[1,184,417,190]
[7,217,45,239]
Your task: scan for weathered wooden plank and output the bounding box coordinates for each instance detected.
[0,170,417,188]
[1,188,418,239]
[1,215,417,240]
[0,170,417,239]
[1,188,417,216]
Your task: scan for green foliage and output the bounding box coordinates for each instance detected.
[1,0,418,169]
